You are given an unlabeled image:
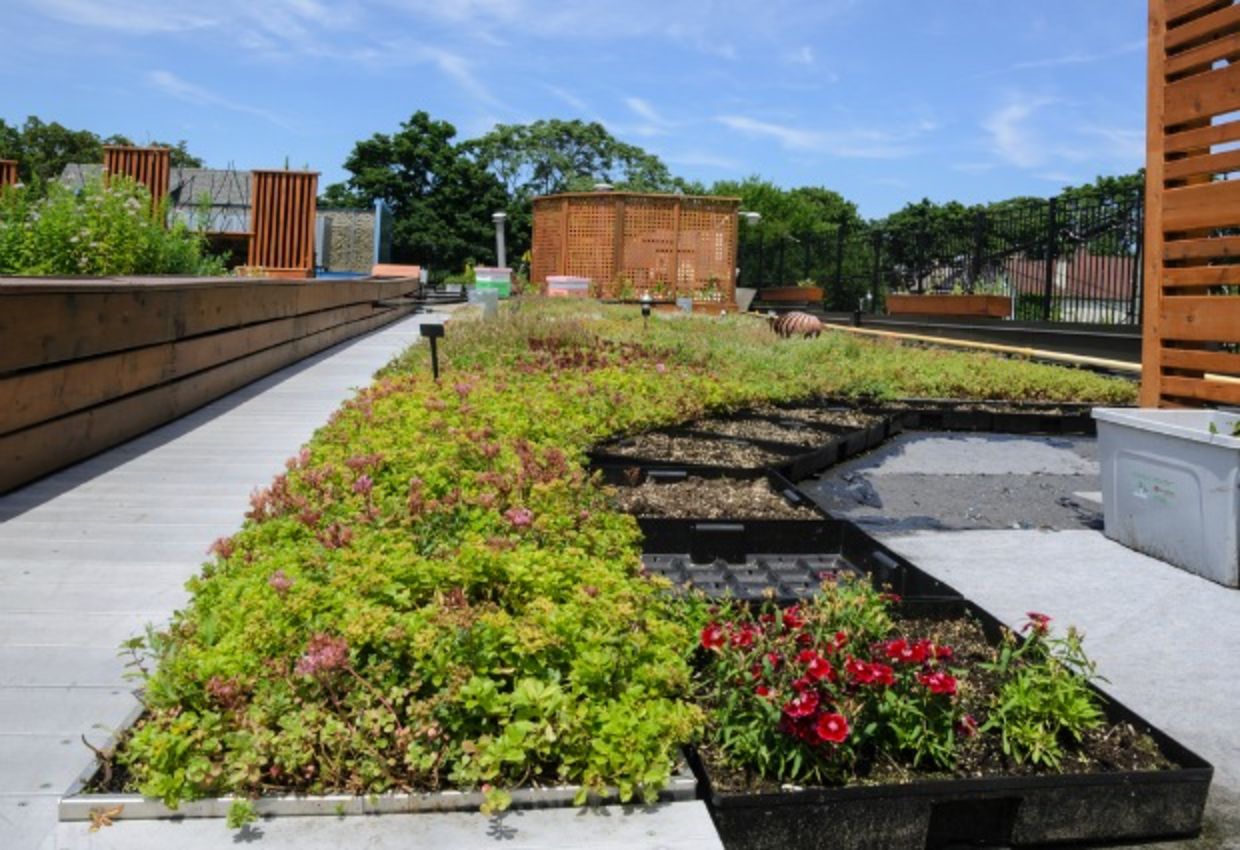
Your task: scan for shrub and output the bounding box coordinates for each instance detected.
[0,176,224,276]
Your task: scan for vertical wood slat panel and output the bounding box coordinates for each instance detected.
[1146,0,1240,407]
[102,146,171,213]
[248,170,318,275]
[0,160,17,187]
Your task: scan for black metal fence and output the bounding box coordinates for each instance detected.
[737,188,1144,325]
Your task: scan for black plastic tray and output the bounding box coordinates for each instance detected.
[636,514,961,604]
[815,397,1102,436]
[591,412,896,482]
[691,595,1213,850]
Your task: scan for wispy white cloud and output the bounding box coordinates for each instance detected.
[785,46,814,66]
[715,114,919,159]
[981,96,1056,168]
[416,46,502,107]
[546,85,589,113]
[30,0,215,33]
[146,70,294,130]
[980,39,1144,77]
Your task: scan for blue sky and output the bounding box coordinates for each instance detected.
[4,0,1147,219]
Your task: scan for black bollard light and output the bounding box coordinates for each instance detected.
[640,292,652,330]
[420,322,445,380]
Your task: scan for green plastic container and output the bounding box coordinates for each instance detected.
[474,280,511,298]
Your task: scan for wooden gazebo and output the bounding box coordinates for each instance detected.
[531,191,740,306]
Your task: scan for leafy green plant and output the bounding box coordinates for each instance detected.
[980,613,1105,768]
[0,175,224,276]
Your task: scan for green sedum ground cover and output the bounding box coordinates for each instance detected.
[117,301,1135,813]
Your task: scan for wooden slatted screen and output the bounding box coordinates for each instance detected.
[531,192,740,302]
[102,146,170,209]
[0,160,17,187]
[247,170,318,277]
[1145,0,1240,406]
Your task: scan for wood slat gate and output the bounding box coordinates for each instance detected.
[1145,0,1240,406]
[0,160,17,187]
[248,170,318,277]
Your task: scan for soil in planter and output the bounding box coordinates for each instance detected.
[608,433,790,467]
[610,476,818,520]
[747,406,880,433]
[703,614,1173,795]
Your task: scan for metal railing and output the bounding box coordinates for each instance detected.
[738,188,1144,325]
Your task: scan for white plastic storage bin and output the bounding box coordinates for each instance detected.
[546,276,591,298]
[1093,407,1240,587]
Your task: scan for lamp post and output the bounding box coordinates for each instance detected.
[491,211,507,268]
[420,322,445,381]
[739,209,758,286]
[640,292,652,330]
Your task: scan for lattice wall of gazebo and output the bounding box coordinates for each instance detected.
[531,192,740,301]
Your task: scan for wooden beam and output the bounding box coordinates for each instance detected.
[1143,0,1171,406]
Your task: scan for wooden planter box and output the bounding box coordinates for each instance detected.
[886,293,1011,318]
[760,286,823,303]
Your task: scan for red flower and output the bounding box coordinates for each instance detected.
[782,689,819,718]
[791,676,814,692]
[815,712,850,743]
[796,632,814,646]
[755,684,774,699]
[879,592,902,604]
[807,655,834,682]
[933,644,954,661]
[918,671,958,696]
[833,630,849,650]
[765,651,782,669]
[957,714,979,737]
[884,638,928,665]
[782,607,805,631]
[1024,612,1052,636]
[844,658,894,686]
[731,625,756,649]
[700,623,726,651]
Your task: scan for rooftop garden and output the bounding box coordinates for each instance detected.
[110,302,1137,824]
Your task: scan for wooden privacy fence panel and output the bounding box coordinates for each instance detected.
[0,160,17,187]
[1145,0,1240,406]
[248,170,318,276]
[103,146,170,208]
[0,275,418,493]
[532,192,740,302]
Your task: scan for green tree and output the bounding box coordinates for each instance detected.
[466,119,689,261]
[323,111,507,275]
[0,116,204,188]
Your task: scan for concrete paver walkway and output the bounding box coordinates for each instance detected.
[0,317,433,849]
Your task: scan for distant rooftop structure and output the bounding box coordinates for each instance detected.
[59,163,253,234]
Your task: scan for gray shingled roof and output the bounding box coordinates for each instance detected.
[58,163,254,234]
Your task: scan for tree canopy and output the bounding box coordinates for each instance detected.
[0,116,202,189]
[320,111,507,274]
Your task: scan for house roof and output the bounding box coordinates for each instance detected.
[59,163,254,234]
[59,164,252,207]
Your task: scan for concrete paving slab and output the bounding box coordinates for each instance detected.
[0,583,189,614]
[0,648,128,688]
[0,687,136,736]
[0,800,59,850]
[38,801,723,850]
